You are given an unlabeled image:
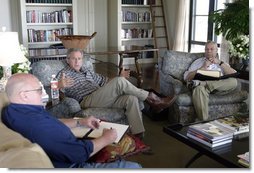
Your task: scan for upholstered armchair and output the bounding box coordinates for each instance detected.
[31,54,143,124]
[158,50,248,124]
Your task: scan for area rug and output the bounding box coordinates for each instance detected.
[89,134,150,163]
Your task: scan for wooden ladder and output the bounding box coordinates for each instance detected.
[149,0,170,58]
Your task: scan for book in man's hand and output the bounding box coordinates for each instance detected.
[71,121,129,143]
[194,70,239,81]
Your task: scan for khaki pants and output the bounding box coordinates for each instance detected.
[80,77,149,134]
[192,78,237,120]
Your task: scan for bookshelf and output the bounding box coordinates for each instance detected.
[19,0,77,49]
[108,0,156,65]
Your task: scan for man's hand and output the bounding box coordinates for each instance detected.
[58,72,74,88]
[102,128,118,144]
[119,67,130,78]
[80,116,100,129]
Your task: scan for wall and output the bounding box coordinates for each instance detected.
[0,0,20,34]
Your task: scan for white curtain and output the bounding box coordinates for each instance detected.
[172,0,190,52]
[219,0,235,63]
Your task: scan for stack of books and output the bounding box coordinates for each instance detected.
[187,121,235,148]
[237,152,249,167]
[214,116,249,137]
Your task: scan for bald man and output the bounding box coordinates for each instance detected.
[184,40,238,121]
[2,73,141,168]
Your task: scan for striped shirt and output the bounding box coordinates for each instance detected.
[58,66,108,102]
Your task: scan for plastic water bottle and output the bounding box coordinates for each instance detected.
[50,74,59,105]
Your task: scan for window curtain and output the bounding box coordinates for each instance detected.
[171,0,190,52]
[219,0,235,63]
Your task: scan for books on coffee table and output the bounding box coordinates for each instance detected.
[214,116,249,135]
[187,121,235,148]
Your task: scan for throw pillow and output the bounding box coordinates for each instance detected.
[89,134,150,163]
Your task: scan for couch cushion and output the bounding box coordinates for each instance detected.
[162,50,204,81]
[176,90,248,106]
[0,122,53,168]
[0,92,9,122]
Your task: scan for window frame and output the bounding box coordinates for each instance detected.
[188,0,222,52]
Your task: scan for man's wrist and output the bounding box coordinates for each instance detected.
[219,61,224,66]
[76,119,81,127]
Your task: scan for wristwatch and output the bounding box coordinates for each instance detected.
[76,119,81,127]
[219,61,224,66]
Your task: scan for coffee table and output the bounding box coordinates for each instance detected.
[163,123,249,168]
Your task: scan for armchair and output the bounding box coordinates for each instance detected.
[158,50,248,124]
[31,54,136,124]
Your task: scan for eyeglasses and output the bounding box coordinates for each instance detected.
[68,57,83,61]
[22,87,43,94]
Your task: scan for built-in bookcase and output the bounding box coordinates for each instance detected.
[109,0,156,65]
[19,0,77,49]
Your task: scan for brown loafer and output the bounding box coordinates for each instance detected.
[150,95,177,113]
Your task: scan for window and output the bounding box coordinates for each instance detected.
[189,0,227,53]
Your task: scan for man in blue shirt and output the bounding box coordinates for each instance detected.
[2,73,141,168]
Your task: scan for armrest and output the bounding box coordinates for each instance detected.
[159,71,188,96]
[47,97,82,119]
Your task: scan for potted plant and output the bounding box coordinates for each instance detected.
[209,0,249,70]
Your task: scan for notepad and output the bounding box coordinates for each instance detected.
[71,121,129,143]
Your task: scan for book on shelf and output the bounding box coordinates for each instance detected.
[237,152,249,167]
[214,116,249,135]
[188,121,234,141]
[71,120,129,143]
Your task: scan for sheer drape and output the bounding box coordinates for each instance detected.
[171,0,190,52]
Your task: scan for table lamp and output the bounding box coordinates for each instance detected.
[0,31,27,91]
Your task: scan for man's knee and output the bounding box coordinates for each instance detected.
[227,78,238,88]
[192,85,208,96]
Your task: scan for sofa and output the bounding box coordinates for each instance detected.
[0,92,54,168]
[158,50,248,124]
[31,54,143,124]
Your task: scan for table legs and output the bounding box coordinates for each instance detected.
[119,53,143,88]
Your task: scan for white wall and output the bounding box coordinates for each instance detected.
[0,0,20,33]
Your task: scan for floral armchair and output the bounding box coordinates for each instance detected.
[31,54,143,124]
[158,50,249,124]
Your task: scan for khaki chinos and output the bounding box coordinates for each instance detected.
[80,77,149,134]
[192,78,238,120]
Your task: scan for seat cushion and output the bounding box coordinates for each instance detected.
[176,90,248,106]
[0,122,53,168]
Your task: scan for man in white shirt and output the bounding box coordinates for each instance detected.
[183,40,237,120]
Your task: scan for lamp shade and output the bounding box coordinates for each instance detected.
[0,32,27,66]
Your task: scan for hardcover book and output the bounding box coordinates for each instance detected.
[197,69,221,78]
[193,71,239,81]
[214,116,249,135]
[188,121,234,140]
